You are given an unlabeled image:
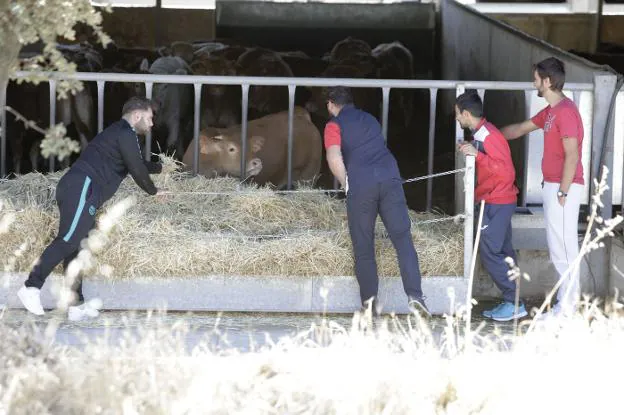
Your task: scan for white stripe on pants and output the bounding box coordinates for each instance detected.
[542,181,582,312]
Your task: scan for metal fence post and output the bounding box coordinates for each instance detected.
[454,84,466,216]
[427,87,438,211]
[193,83,202,175]
[287,84,296,189]
[463,155,475,280]
[522,89,533,207]
[0,81,6,177]
[381,87,390,142]
[240,84,250,180]
[96,81,105,133]
[144,82,153,161]
[48,80,57,172]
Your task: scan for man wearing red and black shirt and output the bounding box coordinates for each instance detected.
[456,92,526,321]
[501,57,584,317]
[323,86,430,318]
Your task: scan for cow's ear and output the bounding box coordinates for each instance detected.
[250,135,265,153]
[139,58,150,72]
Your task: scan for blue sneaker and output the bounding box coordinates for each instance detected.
[482,303,504,319]
[489,302,528,322]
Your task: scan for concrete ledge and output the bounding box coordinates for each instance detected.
[512,209,548,250]
[1,273,468,315]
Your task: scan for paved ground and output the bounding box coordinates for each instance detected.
[0,300,537,352]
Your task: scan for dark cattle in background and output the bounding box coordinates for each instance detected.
[190,53,241,129]
[3,33,444,211]
[235,48,295,118]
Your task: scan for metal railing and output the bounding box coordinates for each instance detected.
[1,71,598,279]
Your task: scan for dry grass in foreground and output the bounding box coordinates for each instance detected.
[0,301,623,414]
[0,157,463,279]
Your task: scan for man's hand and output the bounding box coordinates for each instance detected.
[457,141,477,157]
[558,194,566,207]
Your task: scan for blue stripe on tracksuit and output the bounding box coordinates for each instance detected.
[63,176,92,242]
[25,170,99,302]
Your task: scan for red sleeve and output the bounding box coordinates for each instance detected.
[324,122,341,149]
[476,133,507,176]
[531,106,548,129]
[556,107,581,139]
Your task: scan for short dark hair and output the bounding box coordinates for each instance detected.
[533,57,565,91]
[455,91,483,118]
[122,96,156,116]
[325,86,354,106]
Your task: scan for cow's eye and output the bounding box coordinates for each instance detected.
[228,146,236,153]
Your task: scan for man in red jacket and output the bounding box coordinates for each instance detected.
[455,91,526,321]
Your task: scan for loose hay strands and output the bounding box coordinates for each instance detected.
[0,155,463,279]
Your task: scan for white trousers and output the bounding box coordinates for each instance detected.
[542,182,583,312]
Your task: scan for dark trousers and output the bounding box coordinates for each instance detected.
[25,170,100,303]
[477,203,518,303]
[346,178,423,303]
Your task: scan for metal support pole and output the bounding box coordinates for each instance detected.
[587,72,618,297]
[0,81,6,177]
[287,85,296,189]
[145,82,153,160]
[463,155,475,279]
[240,84,250,180]
[427,88,438,212]
[96,81,105,133]
[381,87,390,142]
[454,84,466,215]
[48,80,57,172]
[522,89,533,207]
[476,88,485,102]
[573,90,581,106]
[594,0,604,54]
[192,83,202,175]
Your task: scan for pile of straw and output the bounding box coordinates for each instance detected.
[0,157,463,279]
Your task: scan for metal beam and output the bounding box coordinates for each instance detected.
[12,71,595,91]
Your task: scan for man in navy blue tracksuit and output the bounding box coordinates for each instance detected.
[17,96,164,316]
[323,86,430,318]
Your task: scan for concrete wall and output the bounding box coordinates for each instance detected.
[96,7,216,48]
[215,1,436,75]
[440,0,620,302]
[491,14,624,53]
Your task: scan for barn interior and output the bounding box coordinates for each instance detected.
[5,0,624,216]
[6,1,448,212]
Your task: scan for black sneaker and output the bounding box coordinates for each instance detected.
[408,296,432,319]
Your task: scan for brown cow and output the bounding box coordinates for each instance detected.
[182,135,263,181]
[182,107,321,188]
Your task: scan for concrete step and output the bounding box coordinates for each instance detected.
[1,273,468,316]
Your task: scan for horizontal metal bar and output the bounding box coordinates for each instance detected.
[13,71,594,91]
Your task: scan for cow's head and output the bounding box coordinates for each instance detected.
[190,55,237,97]
[197,132,266,179]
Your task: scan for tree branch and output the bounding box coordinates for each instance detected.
[3,105,47,135]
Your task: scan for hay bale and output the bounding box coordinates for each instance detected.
[0,158,463,279]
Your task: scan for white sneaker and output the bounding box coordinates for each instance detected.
[17,286,45,315]
[68,302,100,321]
